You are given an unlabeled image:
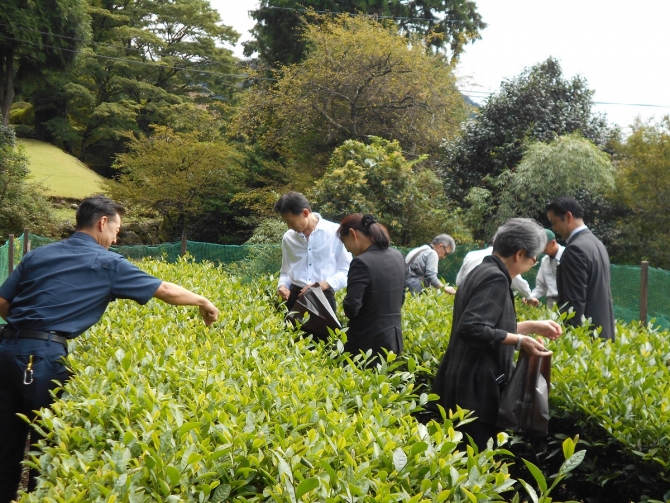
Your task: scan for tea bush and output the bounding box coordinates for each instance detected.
[22,259,525,502]
[401,293,670,500]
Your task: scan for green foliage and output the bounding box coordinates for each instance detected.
[245,0,486,66]
[442,57,613,205]
[548,320,670,493]
[234,15,467,178]
[9,102,34,125]
[312,137,472,246]
[29,0,240,173]
[106,126,244,241]
[22,259,520,501]
[0,0,90,124]
[0,126,54,239]
[519,437,585,503]
[488,133,615,237]
[612,116,670,269]
[245,218,286,245]
[402,290,670,500]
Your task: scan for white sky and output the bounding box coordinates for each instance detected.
[217,0,670,131]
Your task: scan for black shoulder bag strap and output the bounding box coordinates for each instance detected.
[406,246,429,282]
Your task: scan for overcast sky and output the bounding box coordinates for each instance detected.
[217,0,670,131]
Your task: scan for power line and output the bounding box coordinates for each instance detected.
[3,29,669,109]
[0,33,263,80]
[460,90,670,109]
[263,5,470,23]
[593,101,670,109]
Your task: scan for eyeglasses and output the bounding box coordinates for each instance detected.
[524,251,538,265]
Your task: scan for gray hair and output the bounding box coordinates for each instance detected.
[431,234,456,253]
[492,218,546,259]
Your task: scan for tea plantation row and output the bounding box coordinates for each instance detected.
[20,259,670,501]
[403,288,670,501]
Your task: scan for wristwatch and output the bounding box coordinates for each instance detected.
[515,335,524,351]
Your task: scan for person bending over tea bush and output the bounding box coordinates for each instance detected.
[0,196,218,501]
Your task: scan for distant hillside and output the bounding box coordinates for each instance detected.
[19,139,104,199]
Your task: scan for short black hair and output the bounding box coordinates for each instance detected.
[546,195,584,219]
[76,196,125,230]
[273,191,311,215]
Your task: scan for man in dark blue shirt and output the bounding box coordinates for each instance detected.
[0,196,219,501]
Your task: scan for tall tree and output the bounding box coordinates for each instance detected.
[30,0,240,173]
[234,15,467,181]
[106,126,244,241]
[612,117,670,269]
[486,133,615,237]
[244,0,485,67]
[0,125,54,238]
[0,0,90,125]
[442,57,612,203]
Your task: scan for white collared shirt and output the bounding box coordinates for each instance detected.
[567,225,588,243]
[531,245,565,299]
[278,213,352,292]
[455,246,533,298]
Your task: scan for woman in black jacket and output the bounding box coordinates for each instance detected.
[432,218,563,450]
[338,214,406,365]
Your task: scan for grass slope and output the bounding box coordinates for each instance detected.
[19,139,104,199]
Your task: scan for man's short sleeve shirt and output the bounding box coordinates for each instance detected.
[0,232,162,337]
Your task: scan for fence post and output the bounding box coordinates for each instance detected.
[23,228,30,254]
[640,261,649,325]
[478,241,485,249]
[8,234,14,275]
[181,232,187,257]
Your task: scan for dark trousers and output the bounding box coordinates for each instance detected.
[286,285,337,314]
[0,337,69,502]
[459,419,501,452]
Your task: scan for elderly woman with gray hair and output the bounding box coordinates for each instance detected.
[405,234,457,294]
[432,218,563,450]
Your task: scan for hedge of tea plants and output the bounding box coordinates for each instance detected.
[21,258,669,501]
[22,260,526,502]
[401,295,670,501]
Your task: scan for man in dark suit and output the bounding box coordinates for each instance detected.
[547,195,615,340]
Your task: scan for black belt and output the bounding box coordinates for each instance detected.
[0,328,68,346]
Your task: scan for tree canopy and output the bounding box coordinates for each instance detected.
[612,117,670,268]
[27,0,240,174]
[442,57,612,203]
[312,136,471,246]
[0,0,90,125]
[0,125,54,238]
[244,0,486,67]
[235,15,467,181]
[487,133,615,237]
[106,126,244,241]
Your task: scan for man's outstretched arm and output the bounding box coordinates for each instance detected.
[153,282,219,326]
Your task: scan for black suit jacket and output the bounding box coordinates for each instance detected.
[432,255,517,426]
[343,244,406,359]
[557,229,615,340]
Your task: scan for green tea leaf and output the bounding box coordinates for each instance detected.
[295,477,320,498]
[522,459,547,494]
